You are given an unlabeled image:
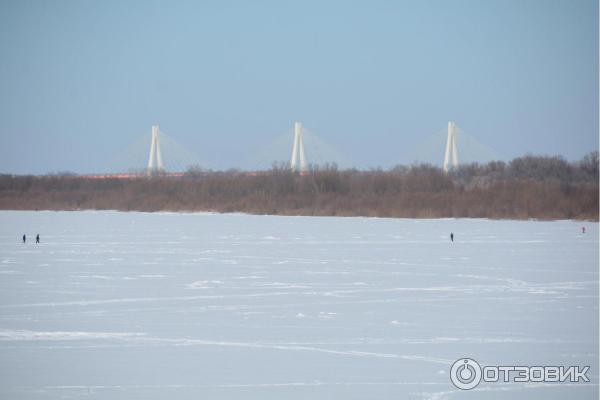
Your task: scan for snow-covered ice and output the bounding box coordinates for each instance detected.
[0,211,597,399]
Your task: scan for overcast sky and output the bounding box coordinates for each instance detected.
[0,0,597,174]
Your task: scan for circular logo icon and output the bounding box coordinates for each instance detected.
[450,358,482,390]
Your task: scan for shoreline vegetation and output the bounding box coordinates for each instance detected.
[1,153,598,221]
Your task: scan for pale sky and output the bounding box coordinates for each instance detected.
[0,0,597,173]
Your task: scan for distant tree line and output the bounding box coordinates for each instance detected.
[0,153,597,220]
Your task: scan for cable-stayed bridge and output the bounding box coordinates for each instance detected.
[85,121,497,178]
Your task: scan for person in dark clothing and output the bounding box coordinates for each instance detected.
[36,234,40,244]
[450,232,454,242]
[22,234,26,243]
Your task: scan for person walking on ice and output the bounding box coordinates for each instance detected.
[450,232,454,242]
[36,234,40,244]
[22,234,26,244]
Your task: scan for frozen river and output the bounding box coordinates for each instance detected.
[0,211,597,399]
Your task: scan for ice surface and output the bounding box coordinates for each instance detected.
[0,211,597,399]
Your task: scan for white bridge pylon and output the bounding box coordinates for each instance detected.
[443,120,459,172]
[290,121,308,173]
[147,125,164,174]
